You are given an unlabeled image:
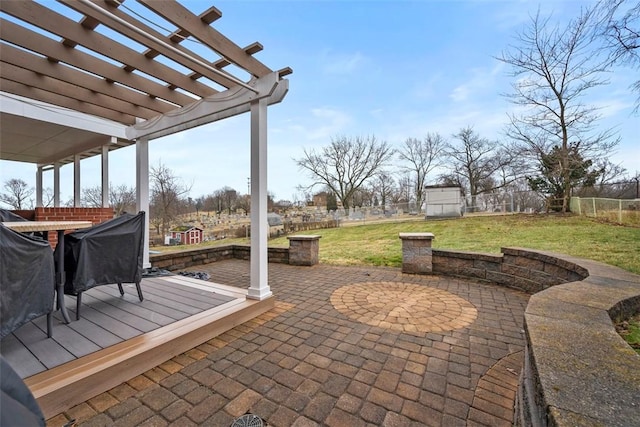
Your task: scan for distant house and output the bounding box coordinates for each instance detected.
[424,185,463,218]
[312,192,328,208]
[168,225,204,245]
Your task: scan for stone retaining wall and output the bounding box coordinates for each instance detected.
[431,247,588,294]
[150,245,289,271]
[151,235,322,271]
[514,254,640,427]
[403,243,640,426]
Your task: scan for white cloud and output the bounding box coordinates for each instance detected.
[449,63,505,103]
[409,73,445,101]
[594,98,635,119]
[320,50,367,75]
[278,107,352,142]
[488,0,570,32]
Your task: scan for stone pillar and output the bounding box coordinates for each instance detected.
[287,235,321,266]
[399,232,435,274]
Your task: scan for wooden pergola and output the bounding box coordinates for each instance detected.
[0,0,291,300]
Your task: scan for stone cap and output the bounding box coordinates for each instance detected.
[398,232,435,240]
[287,235,321,241]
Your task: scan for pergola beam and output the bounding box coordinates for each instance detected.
[1,1,216,99]
[0,63,161,120]
[138,0,273,78]
[0,19,194,108]
[127,73,288,141]
[0,45,173,116]
[60,0,240,90]
[1,80,136,125]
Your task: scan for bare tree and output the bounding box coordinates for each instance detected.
[595,0,640,110]
[296,135,395,211]
[82,183,136,215]
[443,127,516,212]
[392,173,414,211]
[352,185,375,208]
[111,184,137,215]
[498,9,620,212]
[210,187,238,215]
[38,187,55,208]
[1,178,34,209]
[574,158,629,196]
[150,162,191,236]
[397,133,446,211]
[372,171,395,212]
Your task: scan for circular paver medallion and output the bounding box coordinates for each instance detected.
[330,282,477,333]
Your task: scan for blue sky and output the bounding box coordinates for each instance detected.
[1,0,638,205]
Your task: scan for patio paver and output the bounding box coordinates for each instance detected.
[48,259,530,426]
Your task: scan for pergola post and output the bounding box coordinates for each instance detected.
[53,162,60,207]
[101,145,109,208]
[36,166,43,207]
[73,155,81,207]
[135,138,151,269]
[248,98,272,300]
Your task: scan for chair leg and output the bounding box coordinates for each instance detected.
[76,292,82,321]
[117,283,125,296]
[135,281,144,302]
[46,312,53,338]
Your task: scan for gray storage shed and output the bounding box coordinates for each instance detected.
[424,186,463,218]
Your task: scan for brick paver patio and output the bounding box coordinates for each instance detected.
[48,259,530,427]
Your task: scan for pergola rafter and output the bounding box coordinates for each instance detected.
[0,0,283,135]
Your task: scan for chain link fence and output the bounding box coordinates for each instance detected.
[570,197,640,226]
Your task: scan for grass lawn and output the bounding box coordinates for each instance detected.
[617,314,640,355]
[269,213,640,274]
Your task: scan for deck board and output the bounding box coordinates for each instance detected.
[64,315,123,349]
[0,334,45,378]
[33,316,102,359]
[74,294,158,333]
[0,275,245,379]
[82,289,176,326]
[97,282,202,318]
[12,322,76,370]
[139,281,230,310]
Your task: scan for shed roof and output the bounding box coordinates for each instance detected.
[171,225,203,232]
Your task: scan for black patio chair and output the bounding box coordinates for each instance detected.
[0,209,47,240]
[0,356,46,427]
[0,223,55,339]
[60,212,145,320]
[0,209,27,222]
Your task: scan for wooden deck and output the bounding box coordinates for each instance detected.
[0,274,274,418]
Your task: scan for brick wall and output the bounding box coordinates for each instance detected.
[34,207,114,246]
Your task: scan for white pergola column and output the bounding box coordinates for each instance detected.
[135,138,151,269]
[53,162,60,207]
[73,154,81,207]
[36,166,43,207]
[101,145,109,207]
[248,98,272,300]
